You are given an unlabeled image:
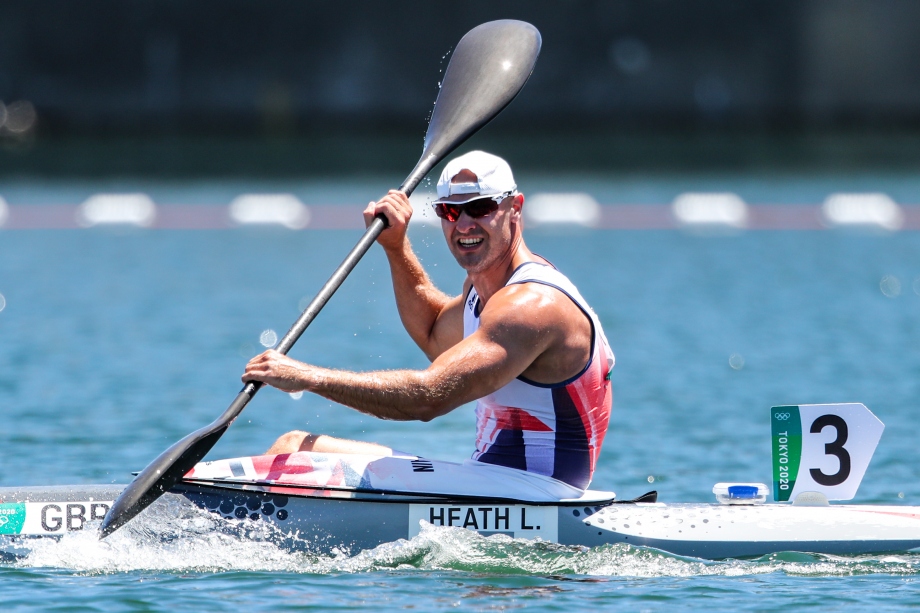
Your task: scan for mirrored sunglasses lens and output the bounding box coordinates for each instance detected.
[434,199,498,221]
[434,203,461,221]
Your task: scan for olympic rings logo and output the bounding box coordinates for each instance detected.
[774,412,791,421]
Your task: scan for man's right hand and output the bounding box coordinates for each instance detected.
[364,189,412,251]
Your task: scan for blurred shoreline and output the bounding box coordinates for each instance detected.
[3,130,920,179]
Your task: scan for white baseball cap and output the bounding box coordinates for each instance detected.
[435,151,517,204]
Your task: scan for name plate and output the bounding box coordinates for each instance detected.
[0,501,112,535]
[408,503,558,541]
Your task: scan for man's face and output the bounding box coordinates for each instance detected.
[440,193,522,274]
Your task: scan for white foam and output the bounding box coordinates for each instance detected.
[229,194,310,229]
[14,500,306,573]
[672,193,748,228]
[76,194,157,227]
[822,193,903,231]
[525,193,601,226]
[11,504,920,577]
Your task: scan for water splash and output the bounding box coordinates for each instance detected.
[11,499,308,574]
[8,509,920,577]
[259,329,278,348]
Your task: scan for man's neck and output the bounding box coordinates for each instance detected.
[467,239,538,304]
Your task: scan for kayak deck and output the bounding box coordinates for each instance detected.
[560,500,920,558]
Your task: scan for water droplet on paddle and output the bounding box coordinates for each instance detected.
[260,329,278,348]
[0,292,6,312]
[729,354,744,370]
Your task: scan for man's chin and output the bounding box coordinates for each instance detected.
[450,250,486,273]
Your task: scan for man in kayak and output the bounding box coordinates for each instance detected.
[243,151,614,498]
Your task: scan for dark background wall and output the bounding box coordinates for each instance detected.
[2,0,919,175]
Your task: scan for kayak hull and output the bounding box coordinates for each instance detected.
[3,481,920,559]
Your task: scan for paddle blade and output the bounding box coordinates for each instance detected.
[423,20,541,164]
[100,422,229,537]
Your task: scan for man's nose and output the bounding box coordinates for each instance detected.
[455,210,478,230]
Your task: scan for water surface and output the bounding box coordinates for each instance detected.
[2,176,920,610]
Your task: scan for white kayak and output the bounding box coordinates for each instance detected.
[2,451,920,560]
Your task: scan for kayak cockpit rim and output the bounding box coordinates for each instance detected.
[177,477,621,507]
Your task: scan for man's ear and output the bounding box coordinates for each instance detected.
[512,193,524,212]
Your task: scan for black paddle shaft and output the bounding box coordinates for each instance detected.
[100,19,541,538]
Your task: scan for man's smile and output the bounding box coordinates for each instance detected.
[458,236,484,249]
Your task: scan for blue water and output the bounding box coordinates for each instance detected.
[3,175,920,610]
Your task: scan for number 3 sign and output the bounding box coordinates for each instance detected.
[771,403,884,502]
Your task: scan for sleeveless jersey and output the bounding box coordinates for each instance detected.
[464,261,614,490]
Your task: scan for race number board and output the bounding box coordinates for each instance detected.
[771,403,884,502]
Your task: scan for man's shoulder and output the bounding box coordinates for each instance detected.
[480,282,577,328]
[497,279,566,300]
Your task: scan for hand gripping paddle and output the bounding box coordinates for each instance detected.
[101,20,542,538]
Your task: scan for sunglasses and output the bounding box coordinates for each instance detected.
[432,193,511,222]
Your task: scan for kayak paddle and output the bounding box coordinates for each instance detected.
[101,19,542,538]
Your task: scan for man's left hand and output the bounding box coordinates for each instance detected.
[242,350,310,393]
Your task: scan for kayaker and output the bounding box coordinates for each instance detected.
[243,150,614,498]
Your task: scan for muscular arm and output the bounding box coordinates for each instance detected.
[364,190,463,360]
[243,284,570,422]
[383,240,465,360]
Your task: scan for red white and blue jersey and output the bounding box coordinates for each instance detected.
[465,262,614,490]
